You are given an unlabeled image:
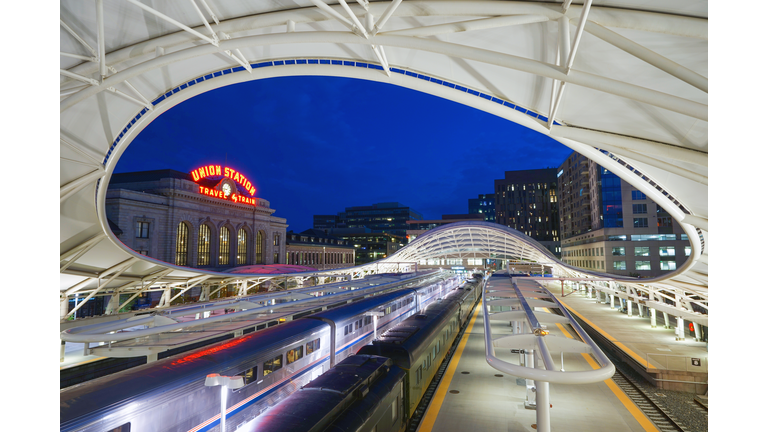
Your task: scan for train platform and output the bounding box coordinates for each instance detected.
[536,280,708,395]
[416,277,691,432]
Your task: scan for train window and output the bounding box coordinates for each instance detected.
[239,366,258,385]
[364,316,372,326]
[355,321,359,330]
[107,423,130,432]
[359,319,363,328]
[415,366,423,384]
[348,324,353,333]
[436,340,440,354]
[287,346,303,364]
[306,338,320,354]
[263,355,282,376]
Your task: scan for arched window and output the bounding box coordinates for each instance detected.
[175,222,189,266]
[237,229,248,265]
[255,231,264,264]
[219,227,230,265]
[198,224,211,266]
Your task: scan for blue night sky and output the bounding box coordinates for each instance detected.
[115,76,574,232]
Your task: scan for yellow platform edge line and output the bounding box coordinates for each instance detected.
[555,295,655,369]
[550,304,658,431]
[417,302,482,432]
[581,353,660,432]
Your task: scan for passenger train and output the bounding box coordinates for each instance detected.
[245,275,484,432]
[60,272,463,432]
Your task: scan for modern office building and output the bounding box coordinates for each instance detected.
[322,228,406,265]
[106,167,288,271]
[494,168,560,257]
[557,152,690,277]
[405,214,484,242]
[468,193,496,222]
[314,202,423,237]
[285,229,356,270]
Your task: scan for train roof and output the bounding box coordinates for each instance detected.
[245,355,404,432]
[358,289,466,369]
[61,318,327,426]
[308,288,415,323]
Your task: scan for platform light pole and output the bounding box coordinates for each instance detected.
[205,373,245,432]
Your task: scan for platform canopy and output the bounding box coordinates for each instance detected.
[60,1,707,314]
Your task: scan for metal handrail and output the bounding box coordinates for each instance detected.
[482,275,615,385]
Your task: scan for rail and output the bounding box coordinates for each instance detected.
[482,272,616,432]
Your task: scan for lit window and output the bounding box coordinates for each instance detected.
[685,246,691,256]
[237,229,248,265]
[635,247,650,256]
[659,246,675,256]
[613,261,626,270]
[635,261,651,270]
[660,260,677,271]
[175,222,188,266]
[219,227,230,265]
[197,225,211,266]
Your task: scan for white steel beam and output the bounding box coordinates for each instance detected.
[338,0,369,39]
[584,21,707,93]
[60,134,105,167]
[61,32,707,120]
[117,269,174,311]
[60,168,105,203]
[189,0,220,45]
[125,0,219,46]
[60,69,99,86]
[96,0,107,79]
[67,260,137,317]
[548,125,707,167]
[308,0,357,33]
[197,0,219,25]
[60,19,97,57]
[373,0,402,35]
[60,52,98,63]
[566,0,593,73]
[60,233,106,262]
[382,15,549,37]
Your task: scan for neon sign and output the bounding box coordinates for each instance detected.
[191,164,258,206]
[191,164,256,196]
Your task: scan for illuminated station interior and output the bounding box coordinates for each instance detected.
[59,1,709,432]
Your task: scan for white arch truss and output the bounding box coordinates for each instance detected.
[60,1,707,318]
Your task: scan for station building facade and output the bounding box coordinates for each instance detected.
[557,152,690,277]
[106,168,287,271]
[285,229,356,270]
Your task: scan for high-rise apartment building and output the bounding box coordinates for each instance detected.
[494,168,560,257]
[468,194,496,222]
[557,152,690,277]
[314,202,423,237]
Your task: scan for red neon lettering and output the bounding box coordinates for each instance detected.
[192,171,200,181]
[215,165,222,176]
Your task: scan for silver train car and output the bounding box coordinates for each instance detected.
[60,272,461,432]
[245,276,483,432]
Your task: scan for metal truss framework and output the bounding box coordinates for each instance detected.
[60,1,707,321]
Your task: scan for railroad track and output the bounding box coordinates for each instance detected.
[611,367,689,432]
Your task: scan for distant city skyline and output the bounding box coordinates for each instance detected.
[115,75,573,232]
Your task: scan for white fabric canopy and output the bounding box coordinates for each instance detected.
[60,1,707,314]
